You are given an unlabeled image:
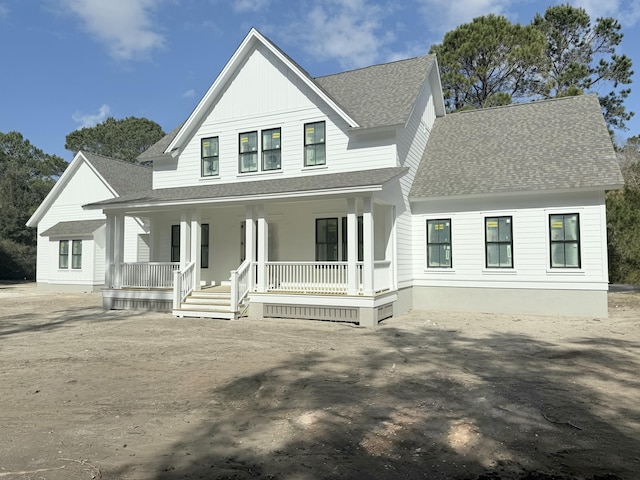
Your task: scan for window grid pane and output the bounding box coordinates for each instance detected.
[239,132,258,173]
[201,137,219,176]
[59,240,69,269]
[304,122,326,166]
[262,128,281,171]
[427,219,452,268]
[550,214,580,268]
[316,218,338,261]
[485,216,513,268]
[71,240,82,269]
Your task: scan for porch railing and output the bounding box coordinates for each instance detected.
[230,259,252,313]
[120,262,180,288]
[173,262,195,309]
[265,262,362,295]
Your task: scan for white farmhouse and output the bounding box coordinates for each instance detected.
[29,29,623,324]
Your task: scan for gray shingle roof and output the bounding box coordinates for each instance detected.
[410,94,623,200]
[86,167,408,209]
[137,123,184,160]
[315,55,436,128]
[81,151,152,195]
[41,219,105,237]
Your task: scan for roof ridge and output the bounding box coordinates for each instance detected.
[450,93,598,117]
[314,54,434,80]
[81,150,152,170]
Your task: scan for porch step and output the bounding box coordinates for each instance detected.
[173,289,244,320]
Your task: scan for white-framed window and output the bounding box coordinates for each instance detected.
[485,216,513,268]
[304,121,326,166]
[427,219,452,268]
[59,240,82,269]
[201,137,219,177]
[550,213,581,268]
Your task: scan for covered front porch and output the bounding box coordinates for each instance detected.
[101,194,398,326]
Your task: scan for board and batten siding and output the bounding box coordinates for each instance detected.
[411,191,609,291]
[153,43,395,190]
[393,70,438,288]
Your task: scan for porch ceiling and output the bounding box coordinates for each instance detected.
[84,166,407,210]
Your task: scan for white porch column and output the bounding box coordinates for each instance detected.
[113,214,125,289]
[179,212,191,268]
[245,206,256,290]
[387,205,397,290]
[191,211,201,289]
[346,198,358,295]
[362,196,374,296]
[257,205,268,292]
[104,214,116,288]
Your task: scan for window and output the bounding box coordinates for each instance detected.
[58,240,81,269]
[71,240,82,269]
[550,214,580,268]
[427,219,451,268]
[59,240,69,269]
[304,121,326,166]
[316,218,338,261]
[239,131,258,173]
[201,224,209,269]
[171,225,180,263]
[485,216,513,268]
[201,137,219,176]
[341,216,363,262]
[262,128,281,171]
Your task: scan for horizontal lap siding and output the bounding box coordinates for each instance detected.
[154,45,394,190]
[412,192,608,289]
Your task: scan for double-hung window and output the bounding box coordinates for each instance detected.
[485,216,513,268]
[201,137,219,176]
[59,240,82,269]
[239,131,258,173]
[550,214,580,268]
[427,219,452,268]
[262,128,281,171]
[304,121,326,166]
[59,240,69,269]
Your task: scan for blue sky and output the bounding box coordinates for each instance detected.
[1,0,639,161]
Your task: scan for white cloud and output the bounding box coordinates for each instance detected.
[0,4,8,18]
[61,0,165,60]
[72,104,111,128]
[284,0,394,70]
[233,0,270,13]
[182,89,195,98]
[416,0,516,36]
[573,0,640,26]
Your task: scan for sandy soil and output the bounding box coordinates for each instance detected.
[0,283,639,480]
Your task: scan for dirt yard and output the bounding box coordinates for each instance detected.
[0,284,639,480]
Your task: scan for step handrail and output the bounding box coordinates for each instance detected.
[173,261,196,309]
[230,259,252,314]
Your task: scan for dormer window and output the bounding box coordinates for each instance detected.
[262,128,281,171]
[304,121,325,167]
[239,131,258,173]
[201,137,219,176]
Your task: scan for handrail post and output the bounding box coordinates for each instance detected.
[230,269,239,312]
[173,270,182,309]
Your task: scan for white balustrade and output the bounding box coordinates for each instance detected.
[265,262,355,294]
[119,262,180,289]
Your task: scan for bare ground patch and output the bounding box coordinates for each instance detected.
[0,284,639,479]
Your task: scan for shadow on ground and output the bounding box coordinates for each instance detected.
[112,319,640,480]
